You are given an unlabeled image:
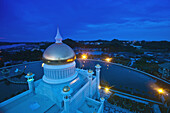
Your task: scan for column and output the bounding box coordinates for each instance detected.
[25,73,35,94]
[95,64,101,99]
[62,86,72,113]
[100,97,105,113]
[63,95,70,113]
[88,69,94,98]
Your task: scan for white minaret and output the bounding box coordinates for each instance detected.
[95,64,101,99]
[25,72,35,94]
[88,69,94,98]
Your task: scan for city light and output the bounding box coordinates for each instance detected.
[98,85,101,89]
[82,54,87,59]
[105,58,112,62]
[158,88,164,94]
[42,63,44,67]
[105,87,109,93]
[67,58,74,62]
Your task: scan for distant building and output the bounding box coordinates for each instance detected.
[158,63,170,78]
[130,44,142,49]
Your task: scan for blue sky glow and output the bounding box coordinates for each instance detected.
[0,0,170,42]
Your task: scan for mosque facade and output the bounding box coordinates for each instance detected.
[0,29,104,113]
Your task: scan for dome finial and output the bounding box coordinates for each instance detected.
[55,27,62,43]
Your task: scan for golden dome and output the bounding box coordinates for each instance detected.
[27,72,33,76]
[63,86,70,92]
[96,64,100,67]
[88,69,93,73]
[42,28,76,65]
[101,97,104,100]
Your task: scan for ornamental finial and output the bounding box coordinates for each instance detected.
[55,27,62,43]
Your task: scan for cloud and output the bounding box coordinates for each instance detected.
[86,19,170,30]
[0,0,170,41]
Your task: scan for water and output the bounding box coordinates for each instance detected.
[0,61,43,102]
[0,60,169,102]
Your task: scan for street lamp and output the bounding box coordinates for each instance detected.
[105,87,110,93]
[158,88,164,94]
[105,58,112,62]
[82,54,87,60]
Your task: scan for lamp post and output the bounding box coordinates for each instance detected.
[105,58,112,70]
[105,58,112,62]
[81,54,87,68]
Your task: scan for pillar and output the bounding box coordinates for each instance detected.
[63,95,70,113]
[95,64,101,99]
[62,86,72,113]
[100,97,105,113]
[25,72,35,94]
[88,69,94,98]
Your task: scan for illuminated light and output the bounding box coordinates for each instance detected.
[25,65,26,68]
[42,63,44,67]
[82,54,87,59]
[74,56,76,59]
[105,87,109,93]
[70,78,79,85]
[158,88,164,94]
[105,58,112,62]
[98,85,101,89]
[67,58,73,62]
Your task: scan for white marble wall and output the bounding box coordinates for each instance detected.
[70,82,90,111]
[44,66,75,80]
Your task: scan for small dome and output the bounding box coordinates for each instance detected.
[63,86,70,92]
[42,28,76,65]
[88,69,93,73]
[27,72,33,76]
[96,64,100,67]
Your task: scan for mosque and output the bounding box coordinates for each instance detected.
[0,29,104,113]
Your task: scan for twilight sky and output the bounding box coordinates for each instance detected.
[0,0,170,42]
